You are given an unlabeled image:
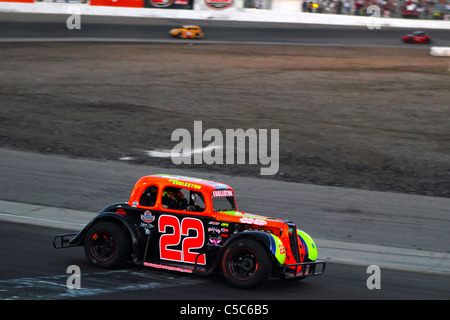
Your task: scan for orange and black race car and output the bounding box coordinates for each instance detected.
[169,25,204,39]
[54,175,324,288]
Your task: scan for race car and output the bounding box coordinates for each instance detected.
[402,31,432,44]
[53,175,325,289]
[169,25,204,39]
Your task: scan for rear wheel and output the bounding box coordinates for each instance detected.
[222,239,271,289]
[84,221,131,268]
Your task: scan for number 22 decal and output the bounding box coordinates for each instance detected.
[159,215,206,265]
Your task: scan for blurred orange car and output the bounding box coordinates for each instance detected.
[169,25,204,39]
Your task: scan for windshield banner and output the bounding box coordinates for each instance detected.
[212,190,233,197]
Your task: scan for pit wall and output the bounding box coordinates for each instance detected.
[0,0,449,29]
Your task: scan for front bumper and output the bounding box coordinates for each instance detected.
[281,260,326,279]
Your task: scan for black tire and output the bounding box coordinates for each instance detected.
[221,239,271,289]
[84,221,131,269]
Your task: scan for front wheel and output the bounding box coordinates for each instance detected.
[84,221,131,268]
[221,239,271,289]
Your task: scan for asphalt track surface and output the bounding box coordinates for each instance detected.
[0,149,449,302]
[0,222,448,301]
[0,13,449,302]
[1,12,450,47]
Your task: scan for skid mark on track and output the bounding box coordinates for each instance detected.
[0,270,206,300]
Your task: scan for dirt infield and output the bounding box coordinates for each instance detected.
[1,42,449,197]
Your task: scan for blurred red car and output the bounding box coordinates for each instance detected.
[402,31,432,44]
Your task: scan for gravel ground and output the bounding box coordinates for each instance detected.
[1,42,449,197]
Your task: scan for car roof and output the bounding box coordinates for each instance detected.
[128,174,234,209]
[136,174,232,191]
[183,25,200,28]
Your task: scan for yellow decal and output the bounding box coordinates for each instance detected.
[168,179,202,190]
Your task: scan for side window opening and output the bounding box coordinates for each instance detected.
[212,189,236,212]
[162,186,205,212]
[139,185,158,207]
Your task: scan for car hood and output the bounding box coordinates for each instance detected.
[214,210,289,227]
